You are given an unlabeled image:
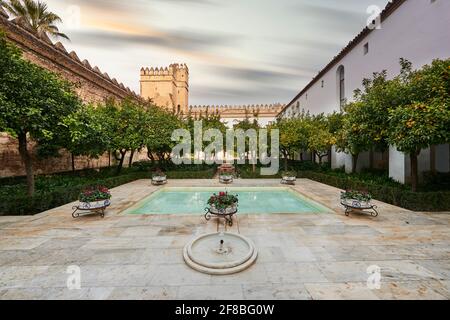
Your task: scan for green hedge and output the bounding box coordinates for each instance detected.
[166,169,215,179]
[299,171,450,212]
[0,168,216,216]
[0,172,148,216]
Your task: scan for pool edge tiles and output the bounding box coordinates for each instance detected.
[122,187,333,215]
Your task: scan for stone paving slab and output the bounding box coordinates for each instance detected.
[0,179,449,300]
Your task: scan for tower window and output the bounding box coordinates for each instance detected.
[177,105,181,113]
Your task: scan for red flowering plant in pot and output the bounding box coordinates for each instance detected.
[207,191,238,213]
[79,185,111,204]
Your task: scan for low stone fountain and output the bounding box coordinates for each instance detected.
[183,232,258,275]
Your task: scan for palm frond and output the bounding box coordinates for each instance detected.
[1,0,69,40]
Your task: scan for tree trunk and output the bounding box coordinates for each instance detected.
[299,152,304,162]
[148,150,155,164]
[283,151,288,171]
[108,151,111,167]
[128,150,135,168]
[369,148,374,169]
[113,150,121,161]
[328,147,332,167]
[116,150,126,174]
[71,153,76,172]
[352,153,359,174]
[317,152,323,165]
[410,151,419,192]
[18,132,35,196]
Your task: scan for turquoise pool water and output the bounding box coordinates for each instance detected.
[125,187,330,214]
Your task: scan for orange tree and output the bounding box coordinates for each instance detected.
[336,64,409,173]
[0,32,81,195]
[96,98,149,174]
[274,112,312,171]
[335,101,373,173]
[308,114,337,165]
[388,59,450,191]
[233,110,260,171]
[145,105,184,165]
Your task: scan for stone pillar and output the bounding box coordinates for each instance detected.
[435,144,450,172]
[389,146,434,184]
[331,146,346,170]
[417,147,431,182]
[389,146,409,184]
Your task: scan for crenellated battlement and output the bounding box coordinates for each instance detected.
[140,63,189,76]
[189,103,285,111]
[188,103,285,118]
[140,63,189,113]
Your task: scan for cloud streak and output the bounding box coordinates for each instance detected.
[46,0,390,105]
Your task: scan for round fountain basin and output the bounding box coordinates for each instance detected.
[183,233,258,275]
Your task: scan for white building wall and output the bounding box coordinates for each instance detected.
[282,0,450,178]
[221,117,276,129]
[436,144,450,172]
[284,0,450,117]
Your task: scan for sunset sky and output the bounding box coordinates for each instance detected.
[45,0,389,106]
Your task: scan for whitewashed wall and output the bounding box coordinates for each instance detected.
[282,0,450,179]
[283,0,450,117]
[221,117,277,129]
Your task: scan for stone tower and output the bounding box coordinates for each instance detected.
[140,63,189,113]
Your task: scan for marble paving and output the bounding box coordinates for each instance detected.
[0,179,449,300]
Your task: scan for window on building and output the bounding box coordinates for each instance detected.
[337,65,345,107]
[321,80,324,88]
[364,42,369,55]
[177,105,181,113]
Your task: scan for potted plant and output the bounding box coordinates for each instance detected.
[207,191,238,214]
[152,168,167,185]
[340,189,372,208]
[281,170,297,184]
[78,185,111,209]
[219,173,234,184]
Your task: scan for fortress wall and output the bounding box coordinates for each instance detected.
[0,12,146,177]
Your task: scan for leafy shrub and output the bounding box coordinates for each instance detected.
[422,171,450,191]
[299,171,450,211]
[0,172,147,216]
[166,169,215,179]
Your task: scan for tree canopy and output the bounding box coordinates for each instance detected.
[0,32,81,194]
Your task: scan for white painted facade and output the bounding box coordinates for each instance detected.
[221,117,276,129]
[280,0,450,182]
